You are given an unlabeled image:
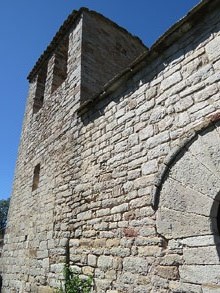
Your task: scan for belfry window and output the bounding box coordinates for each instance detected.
[32,164,40,191]
[33,65,47,114]
[51,36,69,93]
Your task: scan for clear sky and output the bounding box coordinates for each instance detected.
[0,0,200,200]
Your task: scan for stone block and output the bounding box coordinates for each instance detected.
[97,255,113,270]
[168,150,220,199]
[123,257,148,275]
[141,160,157,176]
[179,235,220,247]
[111,203,128,214]
[156,265,179,280]
[156,207,214,239]
[169,281,202,293]
[202,285,220,293]
[160,72,182,91]
[139,125,154,141]
[180,265,220,285]
[205,35,220,61]
[38,286,54,293]
[183,246,220,265]
[88,254,97,267]
[159,177,216,217]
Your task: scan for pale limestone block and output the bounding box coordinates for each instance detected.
[97,255,113,270]
[202,285,220,293]
[160,72,182,91]
[174,96,193,112]
[123,257,148,274]
[141,160,157,176]
[111,203,128,214]
[180,265,220,285]
[139,125,154,141]
[206,35,220,61]
[169,281,202,293]
[157,208,214,239]
[169,150,220,199]
[160,177,216,216]
[183,246,220,265]
[179,235,219,247]
[149,107,166,123]
[136,99,155,116]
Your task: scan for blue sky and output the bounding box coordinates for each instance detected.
[0,0,200,200]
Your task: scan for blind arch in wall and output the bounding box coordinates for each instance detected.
[155,122,220,290]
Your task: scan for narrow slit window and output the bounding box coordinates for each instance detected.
[33,65,47,114]
[32,164,40,191]
[51,36,69,93]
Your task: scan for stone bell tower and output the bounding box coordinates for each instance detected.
[0,7,147,292]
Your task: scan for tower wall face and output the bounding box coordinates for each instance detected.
[1,15,84,292]
[81,11,146,103]
[2,3,220,293]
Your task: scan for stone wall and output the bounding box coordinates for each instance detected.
[2,1,220,292]
[81,10,146,104]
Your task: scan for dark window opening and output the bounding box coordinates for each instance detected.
[217,202,220,235]
[33,65,47,114]
[51,36,69,93]
[32,164,40,191]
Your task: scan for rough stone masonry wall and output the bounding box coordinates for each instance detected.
[1,10,146,293]
[1,15,84,292]
[80,10,146,104]
[66,6,220,293]
[2,3,220,293]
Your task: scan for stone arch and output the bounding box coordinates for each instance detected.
[154,121,220,291]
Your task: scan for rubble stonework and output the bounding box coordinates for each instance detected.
[1,1,220,292]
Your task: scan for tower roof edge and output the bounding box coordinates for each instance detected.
[27,7,147,82]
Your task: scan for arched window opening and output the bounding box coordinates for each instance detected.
[51,36,69,94]
[32,164,40,191]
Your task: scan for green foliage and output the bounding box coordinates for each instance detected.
[0,198,10,237]
[56,265,93,293]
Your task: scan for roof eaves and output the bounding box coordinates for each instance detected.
[27,8,85,81]
[78,0,219,114]
[27,7,147,82]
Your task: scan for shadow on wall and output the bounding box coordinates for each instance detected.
[210,192,220,260]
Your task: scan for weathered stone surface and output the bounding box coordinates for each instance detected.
[168,150,220,199]
[179,265,220,285]
[3,2,220,293]
[156,266,179,280]
[157,207,214,239]
[123,257,148,274]
[160,72,182,91]
[160,177,216,216]
[97,255,113,271]
[38,286,54,293]
[183,246,220,265]
[179,235,220,247]
[202,285,220,293]
[169,281,202,293]
[205,35,220,61]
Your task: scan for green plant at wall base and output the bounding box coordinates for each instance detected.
[56,265,93,293]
